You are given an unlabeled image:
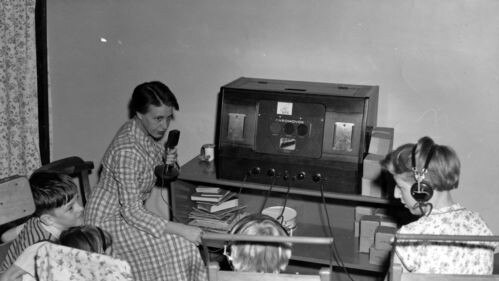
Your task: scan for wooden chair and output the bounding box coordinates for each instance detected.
[202,232,333,281]
[0,176,35,227]
[207,262,330,281]
[35,156,94,206]
[389,234,499,281]
[0,176,36,268]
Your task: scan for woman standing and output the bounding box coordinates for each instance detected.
[85,81,206,281]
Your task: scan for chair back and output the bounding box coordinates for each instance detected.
[208,262,330,281]
[0,176,35,268]
[35,243,133,281]
[391,263,499,281]
[35,156,94,205]
[390,234,499,281]
[0,176,35,225]
[202,232,333,281]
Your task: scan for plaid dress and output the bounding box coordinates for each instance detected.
[84,118,207,281]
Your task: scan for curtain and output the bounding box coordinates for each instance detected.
[0,0,41,178]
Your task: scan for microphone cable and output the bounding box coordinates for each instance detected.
[319,180,356,281]
[276,175,291,224]
[414,202,433,216]
[158,162,179,223]
[258,174,277,214]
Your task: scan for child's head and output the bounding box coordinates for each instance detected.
[59,225,112,254]
[29,171,84,230]
[381,136,460,214]
[226,214,292,273]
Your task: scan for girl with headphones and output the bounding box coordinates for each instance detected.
[381,136,495,274]
[224,214,292,273]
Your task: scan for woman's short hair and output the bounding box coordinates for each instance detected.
[380,136,461,191]
[227,214,292,273]
[59,225,112,254]
[128,81,179,118]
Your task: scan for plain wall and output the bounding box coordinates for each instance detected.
[47,0,499,235]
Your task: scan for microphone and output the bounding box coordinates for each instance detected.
[164,130,180,155]
[155,130,180,185]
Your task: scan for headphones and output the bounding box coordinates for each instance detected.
[224,214,289,261]
[410,144,436,203]
[96,227,109,253]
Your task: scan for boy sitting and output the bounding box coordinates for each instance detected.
[0,171,84,271]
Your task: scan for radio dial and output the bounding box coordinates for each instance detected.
[297,124,308,136]
[284,123,294,134]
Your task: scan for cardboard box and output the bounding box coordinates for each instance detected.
[359,215,397,238]
[355,206,375,221]
[374,226,397,250]
[360,215,381,238]
[380,219,397,228]
[368,127,394,156]
[359,236,374,253]
[354,207,374,237]
[369,247,391,265]
[361,177,383,197]
[362,154,384,180]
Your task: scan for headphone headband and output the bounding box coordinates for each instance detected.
[410,142,436,204]
[412,144,436,175]
[229,214,288,236]
[96,227,108,252]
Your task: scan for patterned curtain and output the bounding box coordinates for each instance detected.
[0,0,41,178]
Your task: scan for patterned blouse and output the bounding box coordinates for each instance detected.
[395,203,496,274]
[84,118,207,281]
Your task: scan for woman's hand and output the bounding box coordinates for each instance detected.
[179,224,203,246]
[164,221,203,245]
[165,148,177,166]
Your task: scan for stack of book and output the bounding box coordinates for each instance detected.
[187,186,246,233]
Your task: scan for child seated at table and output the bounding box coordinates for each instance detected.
[381,136,496,274]
[224,214,292,273]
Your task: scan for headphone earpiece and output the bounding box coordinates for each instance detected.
[410,144,436,203]
[410,181,434,202]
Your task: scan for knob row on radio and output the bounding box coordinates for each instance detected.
[248,167,323,182]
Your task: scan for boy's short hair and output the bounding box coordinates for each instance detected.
[29,171,78,216]
[380,136,461,191]
[227,214,292,273]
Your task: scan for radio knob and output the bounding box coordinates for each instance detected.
[296,171,306,180]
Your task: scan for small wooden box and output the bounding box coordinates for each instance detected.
[360,215,381,238]
[359,236,374,253]
[369,247,391,265]
[362,154,384,180]
[368,127,394,155]
[374,226,397,250]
